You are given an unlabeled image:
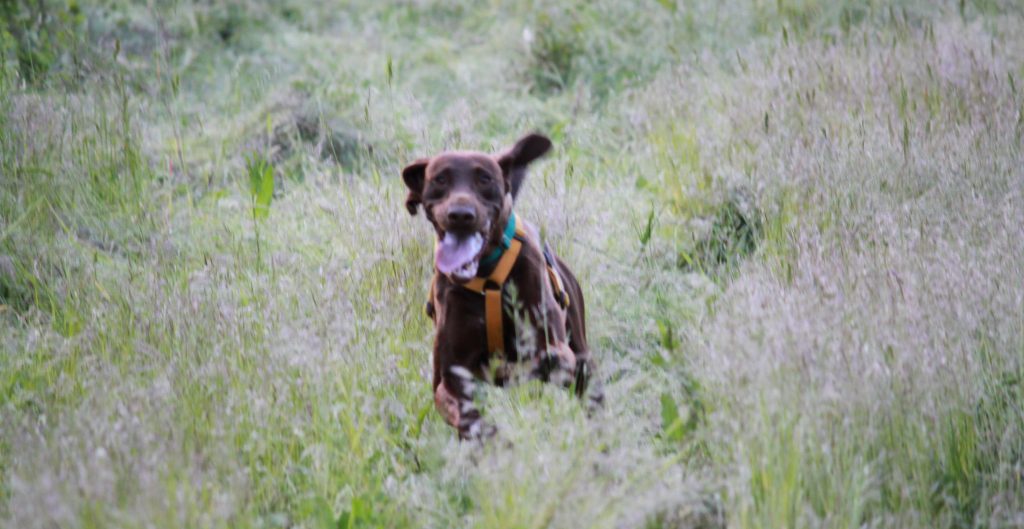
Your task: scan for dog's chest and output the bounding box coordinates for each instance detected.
[432,274,528,359]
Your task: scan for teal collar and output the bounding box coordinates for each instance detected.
[477,212,517,274]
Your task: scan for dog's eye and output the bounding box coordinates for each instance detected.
[433,173,450,186]
[475,170,491,185]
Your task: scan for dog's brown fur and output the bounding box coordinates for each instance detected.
[403,134,595,439]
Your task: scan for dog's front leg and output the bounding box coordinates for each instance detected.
[523,297,576,385]
[433,378,462,428]
[434,367,495,440]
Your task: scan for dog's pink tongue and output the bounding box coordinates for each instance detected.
[435,232,484,275]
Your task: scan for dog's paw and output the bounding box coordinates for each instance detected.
[530,344,577,384]
[458,418,497,441]
[585,383,606,417]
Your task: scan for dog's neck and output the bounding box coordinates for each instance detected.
[486,195,514,252]
[476,197,516,277]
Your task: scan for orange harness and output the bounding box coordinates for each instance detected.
[427,213,569,357]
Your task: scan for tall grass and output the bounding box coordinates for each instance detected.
[2,1,1022,528]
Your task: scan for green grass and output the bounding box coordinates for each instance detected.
[2,0,1023,528]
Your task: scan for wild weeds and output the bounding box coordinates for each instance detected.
[2,1,1023,529]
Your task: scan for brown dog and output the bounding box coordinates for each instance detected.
[402,133,595,439]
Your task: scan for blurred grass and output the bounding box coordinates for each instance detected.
[2,0,1024,528]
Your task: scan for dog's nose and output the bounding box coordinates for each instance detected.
[447,205,476,225]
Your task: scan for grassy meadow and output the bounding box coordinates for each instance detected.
[2,0,1023,527]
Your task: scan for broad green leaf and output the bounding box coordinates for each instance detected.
[246,154,274,220]
[661,392,688,443]
[334,511,351,529]
[254,165,273,220]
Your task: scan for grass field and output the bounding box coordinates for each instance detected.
[2,1,1023,527]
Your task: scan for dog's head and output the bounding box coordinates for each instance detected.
[402,133,552,282]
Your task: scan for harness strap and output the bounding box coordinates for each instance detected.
[543,242,571,309]
[425,213,571,357]
[461,215,525,355]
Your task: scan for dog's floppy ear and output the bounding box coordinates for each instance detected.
[402,158,429,215]
[497,133,552,200]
